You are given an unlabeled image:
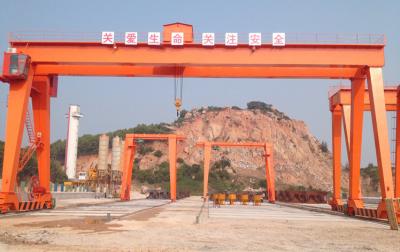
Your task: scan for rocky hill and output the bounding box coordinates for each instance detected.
[75,102,349,192]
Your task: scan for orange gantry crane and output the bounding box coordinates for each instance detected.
[120,134,185,202]
[329,86,400,220]
[196,142,275,203]
[0,23,395,218]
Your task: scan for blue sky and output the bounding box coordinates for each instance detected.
[0,0,399,166]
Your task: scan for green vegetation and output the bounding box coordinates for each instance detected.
[131,158,247,195]
[50,159,68,183]
[0,123,171,182]
[257,179,267,188]
[209,158,244,192]
[133,161,204,194]
[50,139,66,161]
[17,154,38,182]
[320,141,329,153]
[247,101,290,120]
[174,109,188,125]
[137,144,155,155]
[134,161,170,184]
[207,106,224,112]
[247,101,273,111]
[15,155,67,183]
[153,150,163,158]
[176,163,203,194]
[48,123,172,161]
[361,163,380,191]
[77,134,99,156]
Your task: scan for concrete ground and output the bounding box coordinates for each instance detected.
[0,196,399,251]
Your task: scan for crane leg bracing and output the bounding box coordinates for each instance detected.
[120,134,185,202]
[197,142,275,203]
[0,23,397,222]
[329,85,400,221]
[0,73,56,212]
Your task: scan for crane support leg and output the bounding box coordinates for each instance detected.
[331,107,343,208]
[367,67,396,219]
[203,142,211,199]
[168,136,177,202]
[0,68,34,213]
[348,78,365,214]
[342,105,363,200]
[31,77,51,194]
[120,139,135,201]
[265,147,275,203]
[395,86,400,198]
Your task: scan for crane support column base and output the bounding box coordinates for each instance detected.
[0,192,19,213]
[0,192,53,213]
[329,199,344,211]
[347,199,364,215]
[377,200,400,222]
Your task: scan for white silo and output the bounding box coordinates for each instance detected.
[111,136,121,171]
[65,105,83,180]
[98,134,109,172]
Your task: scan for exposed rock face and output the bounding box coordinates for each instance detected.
[172,107,340,191]
[76,106,349,192]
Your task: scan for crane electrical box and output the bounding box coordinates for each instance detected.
[2,51,31,80]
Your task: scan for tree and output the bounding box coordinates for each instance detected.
[247,101,272,111]
[153,150,163,158]
[320,141,329,153]
[50,159,68,183]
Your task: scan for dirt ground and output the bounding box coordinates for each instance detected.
[0,197,399,251]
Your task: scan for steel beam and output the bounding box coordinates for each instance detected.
[367,67,395,219]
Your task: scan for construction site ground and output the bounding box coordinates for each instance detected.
[0,196,399,252]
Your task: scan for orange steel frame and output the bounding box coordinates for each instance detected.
[120,134,184,202]
[329,86,400,220]
[196,142,275,203]
[0,24,394,216]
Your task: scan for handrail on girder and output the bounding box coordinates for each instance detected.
[8,31,386,45]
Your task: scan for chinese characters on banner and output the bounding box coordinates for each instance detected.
[248,33,262,46]
[171,32,184,46]
[225,33,238,46]
[202,33,215,46]
[101,31,286,47]
[272,33,285,46]
[125,32,138,45]
[101,32,114,45]
[148,32,161,45]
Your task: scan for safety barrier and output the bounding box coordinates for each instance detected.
[210,192,265,207]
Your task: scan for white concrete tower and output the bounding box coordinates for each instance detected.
[65,105,83,179]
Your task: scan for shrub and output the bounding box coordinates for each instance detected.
[137,144,155,155]
[320,141,329,153]
[50,159,68,183]
[153,150,163,158]
[207,106,224,112]
[247,101,273,111]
